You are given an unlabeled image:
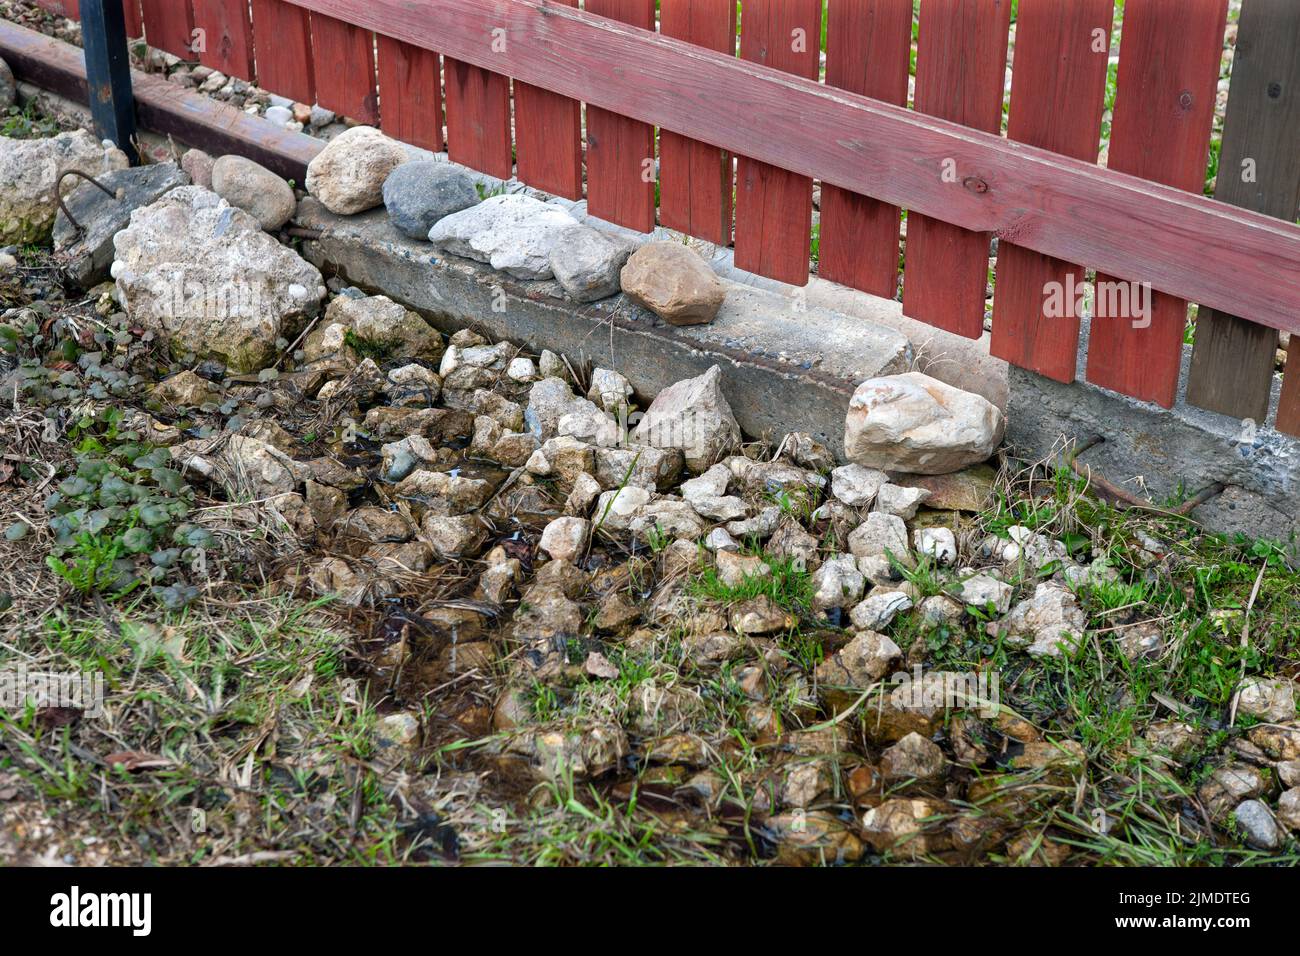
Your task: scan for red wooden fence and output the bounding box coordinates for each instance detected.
[29,0,1300,440]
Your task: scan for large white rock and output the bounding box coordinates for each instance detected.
[305,126,409,215]
[0,130,128,245]
[112,187,325,372]
[633,365,740,473]
[428,193,579,280]
[845,372,1005,475]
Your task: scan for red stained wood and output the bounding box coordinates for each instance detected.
[123,0,142,36]
[513,0,582,199]
[1085,0,1228,408]
[377,35,443,153]
[584,0,656,231]
[734,0,822,285]
[192,0,255,81]
[1279,338,1300,437]
[444,57,513,181]
[819,0,913,298]
[34,0,80,17]
[990,0,1114,382]
[658,0,735,245]
[250,0,314,105]
[310,12,377,124]
[902,0,1012,337]
[273,0,1300,340]
[140,0,196,59]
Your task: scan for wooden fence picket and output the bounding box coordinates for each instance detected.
[191,0,255,82]
[250,0,315,106]
[901,0,1012,338]
[585,0,657,231]
[310,12,377,124]
[377,36,443,153]
[443,57,513,181]
[140,0,196,59]
[819,0,913,299]
[1085,0,1229,409]
[990,0,1114,383]
[734,0,823,286]
[513,0,582,200]
[658,0,736,246]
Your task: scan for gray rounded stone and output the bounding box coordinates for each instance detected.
[382,161,480,239]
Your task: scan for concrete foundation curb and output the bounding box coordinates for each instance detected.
[295,199,914,459]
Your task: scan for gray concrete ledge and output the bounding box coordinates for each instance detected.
[1008,319,1299,550]
[295,199,913,459]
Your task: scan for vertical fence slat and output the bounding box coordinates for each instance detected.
[191,0,255,81]
[902,0,1012,337]
[734,0,823,285]
[514,0,582,199]
[1085,0,1228,408]
[444,58,513,181]
[1280,339,1300,437]
[659,0,736,245]
[1186,0,1300,423]
[377,35,443,153]
[122,0,141,37]
[250,0,314,106]
[990,0,1114,382]
[35,0,81,17]
[140,0,196,59]
[585,0,657,231]
[310,12,378,123]
[819,0,912,298]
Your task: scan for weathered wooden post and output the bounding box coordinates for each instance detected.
[79,0,138,164]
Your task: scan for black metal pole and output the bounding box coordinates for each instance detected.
[79,0,138,165]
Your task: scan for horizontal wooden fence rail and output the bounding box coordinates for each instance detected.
[18,0,1300,435]
[270,0,1300,343]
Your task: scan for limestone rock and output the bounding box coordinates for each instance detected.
[811,553,865,612]
[550,225,633,302]
[831,464,888,508]
[957,573,1013,615]
[988,582,1085,658]
[847,512,910,562]
[305,126,409,215]
[540,516,592,564]
[1233,799,1280,849]
[875,483,931,519]
[112,187,325,372]
[915,527,958,565]
[849,590,913,631]
[325,294,443,363]
[181,148,215,189]
[633,365,740,473]
[428,193,578,279]
[881,732,946,783]
[845,372,1005,475]
[815,631,901,695]
[1236,677,1297,723]
[0,129,129,245]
